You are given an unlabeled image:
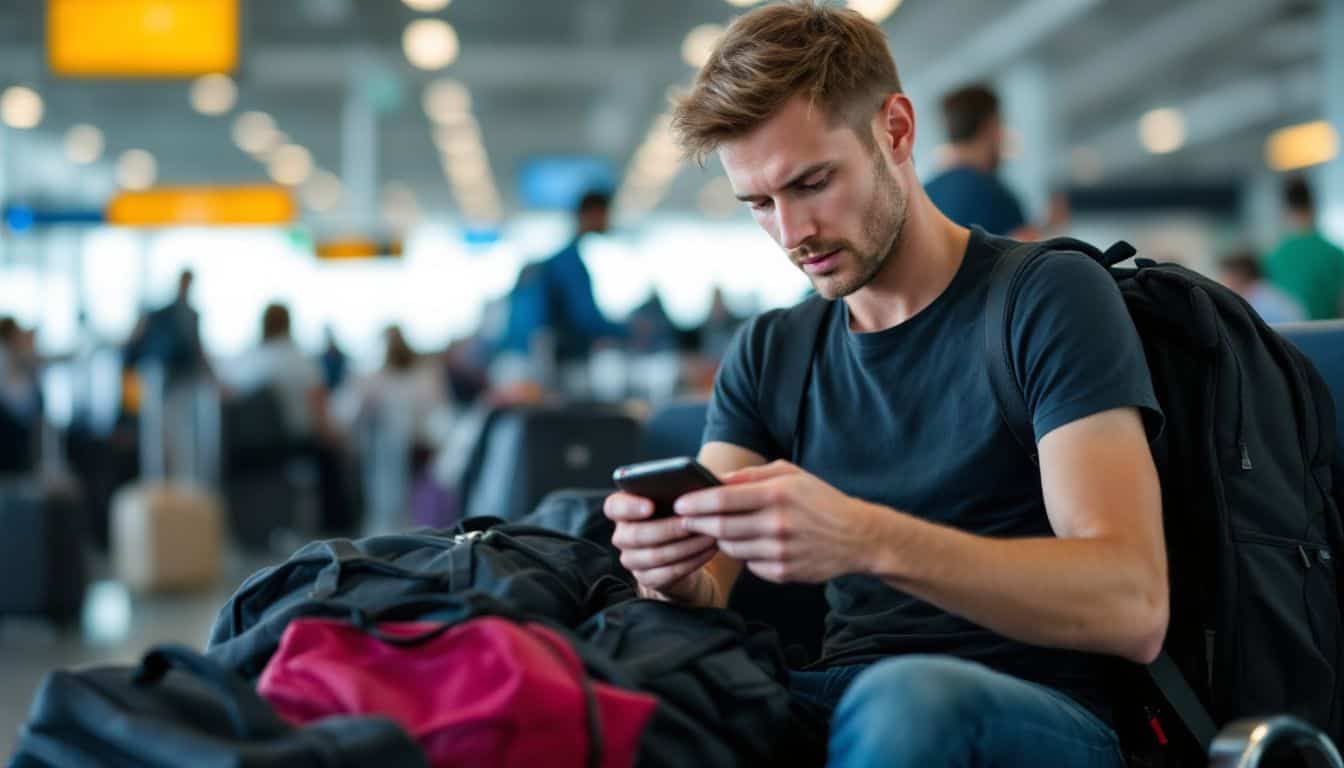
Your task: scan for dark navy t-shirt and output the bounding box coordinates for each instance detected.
[926,165,1028,236]
[703,228,1161,719]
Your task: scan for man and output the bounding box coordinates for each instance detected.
[1266,177,1344,320]
[925,84,1034,239]
[1218,250,1305,325]
[128,269,219,480]
[538,191,626,365]
[604,3,1166,766]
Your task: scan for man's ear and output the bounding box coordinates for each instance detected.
[877,93,916,165]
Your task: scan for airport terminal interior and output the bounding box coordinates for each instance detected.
[1,0,1344,765]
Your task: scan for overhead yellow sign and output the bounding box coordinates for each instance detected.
[48,0,239,77]
[316,239,405,261]
[107,185,297,227]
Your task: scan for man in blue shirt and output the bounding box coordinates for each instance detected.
[538,191,626,363]
[925,84,1033,238]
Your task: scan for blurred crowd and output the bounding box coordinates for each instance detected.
[0,82,1339,545]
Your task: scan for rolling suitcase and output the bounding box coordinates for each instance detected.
[0,475,88,626]
[111,483,222,591]
[110,363,224,592]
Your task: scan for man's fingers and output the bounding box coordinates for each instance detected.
[720,460,797,485]
[639,547,719,591]
[604,492,654,522]
[681,511,782,541]
[675,481,779,516]
[713,538,786,562]
[611,517,692,549]
[619,535,717,572]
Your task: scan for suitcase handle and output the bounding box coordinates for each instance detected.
[133,645,289,740]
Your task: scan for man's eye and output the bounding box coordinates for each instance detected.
[798,175,830,193]
[748,199,774,212]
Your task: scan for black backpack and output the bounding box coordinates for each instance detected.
[765,238,1344,756]
[206,518,635,678]
[11,645,427,767]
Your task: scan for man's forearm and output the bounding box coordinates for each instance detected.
[860,502,1167,663]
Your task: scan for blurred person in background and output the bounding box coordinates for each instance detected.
[125,269,219,479]
[231,303,332,444]
[697,287,746,363]
[1266,176,1344,320]
[318,326,349,392]
[925,84,1035,239]
[537,191,627,366]
[0,317,41,471]
[1217,250,1305,325]
[335,325,447,533]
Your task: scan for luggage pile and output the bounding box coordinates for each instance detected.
[10,512,828,767]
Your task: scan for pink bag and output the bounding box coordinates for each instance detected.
[257,617,656,768]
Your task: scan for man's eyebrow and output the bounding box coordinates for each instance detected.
[734,162,833,202]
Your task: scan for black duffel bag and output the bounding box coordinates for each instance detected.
[580,600,829,768]
[9,645,426,768]
[207,518,635,677]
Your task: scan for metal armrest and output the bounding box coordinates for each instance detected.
[1209,716,1342,768]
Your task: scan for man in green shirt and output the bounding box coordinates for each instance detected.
[1266,177,1344,320]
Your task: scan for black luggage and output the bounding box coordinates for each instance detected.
[460,404,641,521]
[9,645,426,767]
[206,517,634,677]
[0,477,88,626]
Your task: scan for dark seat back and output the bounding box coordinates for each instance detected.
[1276,320,1344,454]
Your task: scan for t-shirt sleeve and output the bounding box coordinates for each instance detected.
[1009,252,1163,443]
[701,313,778,459]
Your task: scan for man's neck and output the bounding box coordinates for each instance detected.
[844,189,970,333]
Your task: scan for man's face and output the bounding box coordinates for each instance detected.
[719,96,907,300]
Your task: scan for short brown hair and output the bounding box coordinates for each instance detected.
[940,84,999,144]
[672,1,902,165]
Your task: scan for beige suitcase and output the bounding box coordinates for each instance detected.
[111,483,223,592]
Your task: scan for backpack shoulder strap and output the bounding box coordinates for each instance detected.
[982,238,1136,463]
[760,295,831,462]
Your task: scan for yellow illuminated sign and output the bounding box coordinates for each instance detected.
[49,0,239,77]
[315,239,405,260]
[107,185,297,227]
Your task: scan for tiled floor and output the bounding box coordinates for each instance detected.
[0,553,279,757]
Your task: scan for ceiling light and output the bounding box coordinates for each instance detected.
[302,170,343,213]
[268,144,314,186]
[725,0,764,6]
[1,86,43,130]
[1138,108,1186,155]
[403,19,459,70]
[189,73,237,116]
[116,149,157,190]
[1265,120,1339,172]
[847,0,904,23]
[64,124,105,165]
[682,24,725,68]
[232,111,277,154]
[402,0,450,10]
[423,79,471,123]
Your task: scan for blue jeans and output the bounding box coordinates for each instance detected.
[790,655,1125,768]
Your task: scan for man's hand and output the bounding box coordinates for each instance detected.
[604,492,721,605]
[676,461,883,583]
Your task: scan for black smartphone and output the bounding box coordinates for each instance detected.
[611,456,721,519]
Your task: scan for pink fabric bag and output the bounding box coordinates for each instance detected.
[257,617,656,768]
